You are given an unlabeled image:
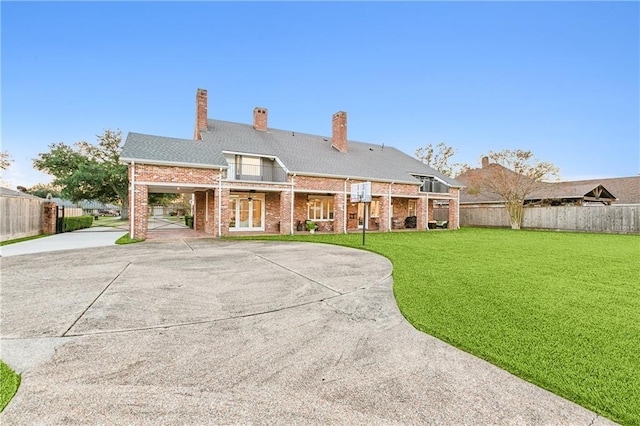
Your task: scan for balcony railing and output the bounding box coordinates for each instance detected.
[228,163,288,183]
[419,179,450,194]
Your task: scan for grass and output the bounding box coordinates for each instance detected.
[0,234,49,246]
[234,228,640,424]
[91,216,128,228]
[115,233,145,245]
[0,360,20,412]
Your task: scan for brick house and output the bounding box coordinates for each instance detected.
[121,89,463,239]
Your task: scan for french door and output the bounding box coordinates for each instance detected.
[229,194,264,231]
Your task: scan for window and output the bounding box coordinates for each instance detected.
[370,199,380,218]
[408,200,417,217]
[235,155,261,178]
[307,196,334,221]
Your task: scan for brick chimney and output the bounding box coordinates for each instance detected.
[482,156,489,168]
[194,88,208,140]
[332,111,347,153]
[253,107,268,131]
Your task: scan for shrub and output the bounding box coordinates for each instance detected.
[63,215,94,232]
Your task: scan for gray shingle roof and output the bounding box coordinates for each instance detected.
[121,133,227,168]
[0,187,44,199]
[121,121,463,187]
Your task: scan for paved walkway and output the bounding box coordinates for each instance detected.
[0,240,612,424]
[0,227,127,257]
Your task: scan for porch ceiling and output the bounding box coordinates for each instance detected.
[146,184,209,194]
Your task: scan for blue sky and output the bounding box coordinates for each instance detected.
[2,1,638,188]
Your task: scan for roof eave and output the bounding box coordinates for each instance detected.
[120,157,228,169]
[289,170,421,186]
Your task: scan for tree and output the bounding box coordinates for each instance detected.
[0,150,13,170]
[24,183,63,199]
[461,149,559,229]
[415,142,469,178]
[33,129,129,218]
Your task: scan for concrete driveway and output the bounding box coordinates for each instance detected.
[0,240,612,424]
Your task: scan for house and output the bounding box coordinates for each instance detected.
[456,157,634,207]
[121,88,463,240]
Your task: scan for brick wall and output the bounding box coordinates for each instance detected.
[134,164,221,185]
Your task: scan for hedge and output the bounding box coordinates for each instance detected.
[63,215,94,232]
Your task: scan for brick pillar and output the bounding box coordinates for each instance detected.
[194,191,206,232]
[213,187,230,237]
[417,197,427,230]
[448,188,460,229]
[428,198,434,222]
[333,192,345,234]
[204,189,215,234]
[279,190,292,235]
[131,184,148,240]
[42,201,57,235]
[379,195,390,232]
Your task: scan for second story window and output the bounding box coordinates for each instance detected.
[235,155,261,178]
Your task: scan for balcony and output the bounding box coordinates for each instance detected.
[228,163,288,183]
[419,179,450,194]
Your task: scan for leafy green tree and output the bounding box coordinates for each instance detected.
[33,129,129,218]
[149,193,179,206]
[415,142,468,178]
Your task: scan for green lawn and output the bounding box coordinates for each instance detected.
[237,228,639,424]
[0,360,20,412]
[0,234,49,246]
[91,216,128,228]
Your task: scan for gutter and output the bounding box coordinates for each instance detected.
[218,168,223,237]
[130,161,135,239]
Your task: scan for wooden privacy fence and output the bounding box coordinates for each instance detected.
[1,195,44,242]
[459,205,639,234]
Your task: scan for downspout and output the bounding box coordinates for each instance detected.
[218,168,223,237]
[388,182,393,232]
[344,178,350,233]
[290,174,296,234]
[425,192,429,231]
[130,161,135,239]
[205,189,209,232]
[457,188,460,229]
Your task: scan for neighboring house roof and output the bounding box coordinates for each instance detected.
[121,119,462,188]
[546,176,639,204]
[0,187,44,200]
[456,162,638,205]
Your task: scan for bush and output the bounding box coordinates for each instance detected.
[63,215,94,232]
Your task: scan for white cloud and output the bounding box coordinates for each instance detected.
[0,159,53,189]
